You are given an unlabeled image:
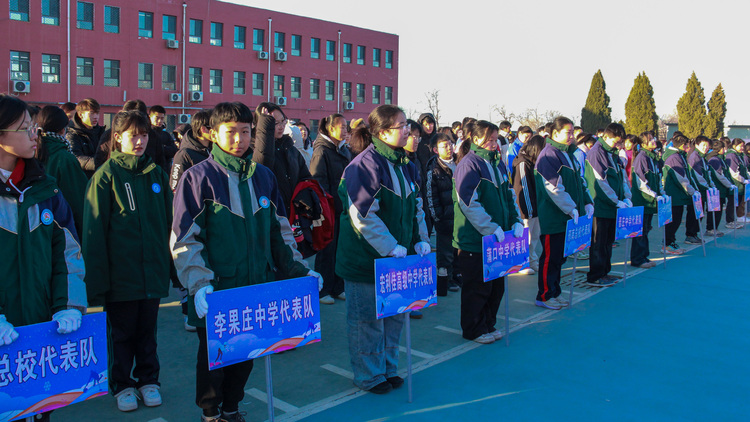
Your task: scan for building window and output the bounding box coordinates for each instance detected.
[234,26,245,49]
[273,75,284,98]
[188,67,202,92]
[343,43,352,64]
[103,59,120,87]
[326,40,335,61]
[162,15,177,40]
[342,82,352,102]
[253,29,264,51]
[10,51,30,80]
[291,77,301,99]
[41,0,59,25]
[325,80,335,101]
[162,65,176,90]
[309,119,319,139]
[372,85,380,104]
[76,1,93,30]
[41,53,60,83]
[76,57,93,85]
[210,69,222,93]
[309,79,320,100]
[189,19,202,43]
[234,71,245,95]
[356,83,365,103]
[385,86,393,105]
[252,73,264,96]
[210,22,222,46]
[385,50,393,69]
[309,38,320,59]
[10,0,29,21]
[274,32,285,52]
[138,63,153,89]
[138,11,153,38]
[357,46,366,65]
[291,35,301,56]
[104,5,119,33]
[373,48,381,68]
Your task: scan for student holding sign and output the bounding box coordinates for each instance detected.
[534,117,593,309]
[707,140,737,232]
[726,139,750,223]
[662,134,695,254]
[630,135,665,268]
[171,103,322,421]
[584,123,631,286]
[689,136,717,236]
[337,105,430,394]
[454,120,524,343]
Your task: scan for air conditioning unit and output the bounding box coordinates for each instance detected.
[177,114,191,124]
[189,91,203,102]
[343,101,354,110]
[12,80,30,93]
[169,93,182,102]
[257,51,269,60]
[274,51,287,62]
[166,39,179,49]
[275,96,287,106]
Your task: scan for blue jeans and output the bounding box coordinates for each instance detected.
[345,280,405,390]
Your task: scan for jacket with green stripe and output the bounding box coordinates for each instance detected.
[0,158,87,326]
[453,143,521,253]
[83,152,173,305]
[687,149,713,194]
[171,146,309,327]
[706,151,734,198]
[535,139,592,235]
[725,150,748,198]
[630,149,664,214]
[40,132,88,236]
[662,147,697,206]
[584,139,631,219]
[336,138,429,284]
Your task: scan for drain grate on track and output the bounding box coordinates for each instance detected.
[559,270,602,291]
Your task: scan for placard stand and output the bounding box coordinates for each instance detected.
[662,226,667,269]
[568,254,578,307]
[265,355,275,421]
[405,316,413,403]
[622,239,630,287]
[504,276,510,346]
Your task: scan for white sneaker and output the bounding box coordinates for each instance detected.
[518,268,536,275]
[319,295,335,305]
[336,292,346,300]
[115,387,138,412]
[184,316,196,332]
[489,329,503,341]
[139,384,162,407]
[554,296,569,307]
[473,333,495,344]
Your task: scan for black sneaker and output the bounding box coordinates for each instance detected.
[368,380,393,394]
[685,236,702,244]
[585,277,616,287]
[221,411,246,422]
[387,376,404,389]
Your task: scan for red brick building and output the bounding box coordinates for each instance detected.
[2,0,399,132]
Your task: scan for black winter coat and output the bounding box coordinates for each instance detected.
[512,152,538,219]
[425,155,455,235]
[310,134,351,215]
[66,115,105,178]
[169,128,211,191]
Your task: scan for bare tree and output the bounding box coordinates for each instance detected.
[425,89,441,126]
[490,104,516,124]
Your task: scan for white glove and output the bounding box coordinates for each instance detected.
[493,226,505,243]
[732,185,738,191]
[744,180,749,185]
[308,270,324,292]
[585,204,594,218]
[195,285,214,319]
[616,201,629,209]
[656,196,664,202]
[512,222,524,238]
[623,199,633,207]
[0,315,19,346]
[569,208,579,224]
[414,241,431,256]
[52,309,82,334]
[388,245,408,258]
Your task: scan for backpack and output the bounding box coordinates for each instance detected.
[289,179,335,258]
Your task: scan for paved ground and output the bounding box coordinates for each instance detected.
[57,220,749,421]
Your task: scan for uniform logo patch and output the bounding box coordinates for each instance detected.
[41,209,53,225]
[410,182,416,192]
[152,183,162,194]
[259,196,270,208]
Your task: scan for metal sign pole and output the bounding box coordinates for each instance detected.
[663,226,667,269]
[265,355,274,422]
[700,214,707,257]
[405,316,413,403]
[622,239,630,287]
[504,276,510,346]
[569,254,578,307]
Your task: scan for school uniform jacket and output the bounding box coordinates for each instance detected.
[584,139,631,219]
[336,137,429,284]
[512,152,537,219]
[630,150,664,215]
[453,143,521,253]
[687,150,713,193]
[0,158,87,326]
[662,147,697,206]
[41,132,88,236]
[725,149,748,189]
[707,151,734,198]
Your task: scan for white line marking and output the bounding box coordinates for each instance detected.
[513,299,536,305]
[399,346,434,359]
[148,419,169,422]
[245,388,299,413]
[497,316,522,322]
[560,289,584,296]
[320,363,353,380]
[433,325,461,335]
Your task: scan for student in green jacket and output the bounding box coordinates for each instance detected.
[83,111,173,412]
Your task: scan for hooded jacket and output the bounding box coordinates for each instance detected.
[630,149,664,214]
[584,139,631,219]
[417,113,437,177]
[309,133,351,216]
[170,128,211,192]
[425,155,455,235]
[66,114,105,178]
[512,151,538,219]
[662,147,697,206]
[40,132,88,235]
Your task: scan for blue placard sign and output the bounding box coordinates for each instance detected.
[657,196,673,227]
[0,313,108,421]
[745,185,750,203]
[707,188,721,212]
[563,214,593,257]
[205,277,321,370]
[692,192,704,219]
[374,253,437,319]
[616,206,645,240]
[734,186,739,208]
[481,229,530,282]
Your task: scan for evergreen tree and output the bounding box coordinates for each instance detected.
[676,72,706,139]
[581,70,612,133]
[705,84,727,139]
[624,72,658,135]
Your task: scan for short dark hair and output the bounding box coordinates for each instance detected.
[732,138,745,148]
[498,120,512,131]
[77,98,100,113]
[37,105,69,134]
[518,125,533,135]
[0,94,29,132]
[60,102,76,113]
[671,135,689,148]
[122,99,148,114]
[210,102,254,129]
[149,105,166,115]
[111,111,151,152]
[695,135,711,145]
[551,116,574,135]
[191,110,212,134]
[603,123,625,139]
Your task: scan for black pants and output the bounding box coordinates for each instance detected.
[106,298,161,395]
[685,195,701,237]
[196,328,254,416]
[537,232,565,302]
[316,219,344,297]
[725,194,736,224]
[630,213,653,266]
[435,230,456,295]
[707,197,725,230]
[738,196,745,218]
[455,249,503,340]
[665,205,684,246]
[588,217,615,282]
